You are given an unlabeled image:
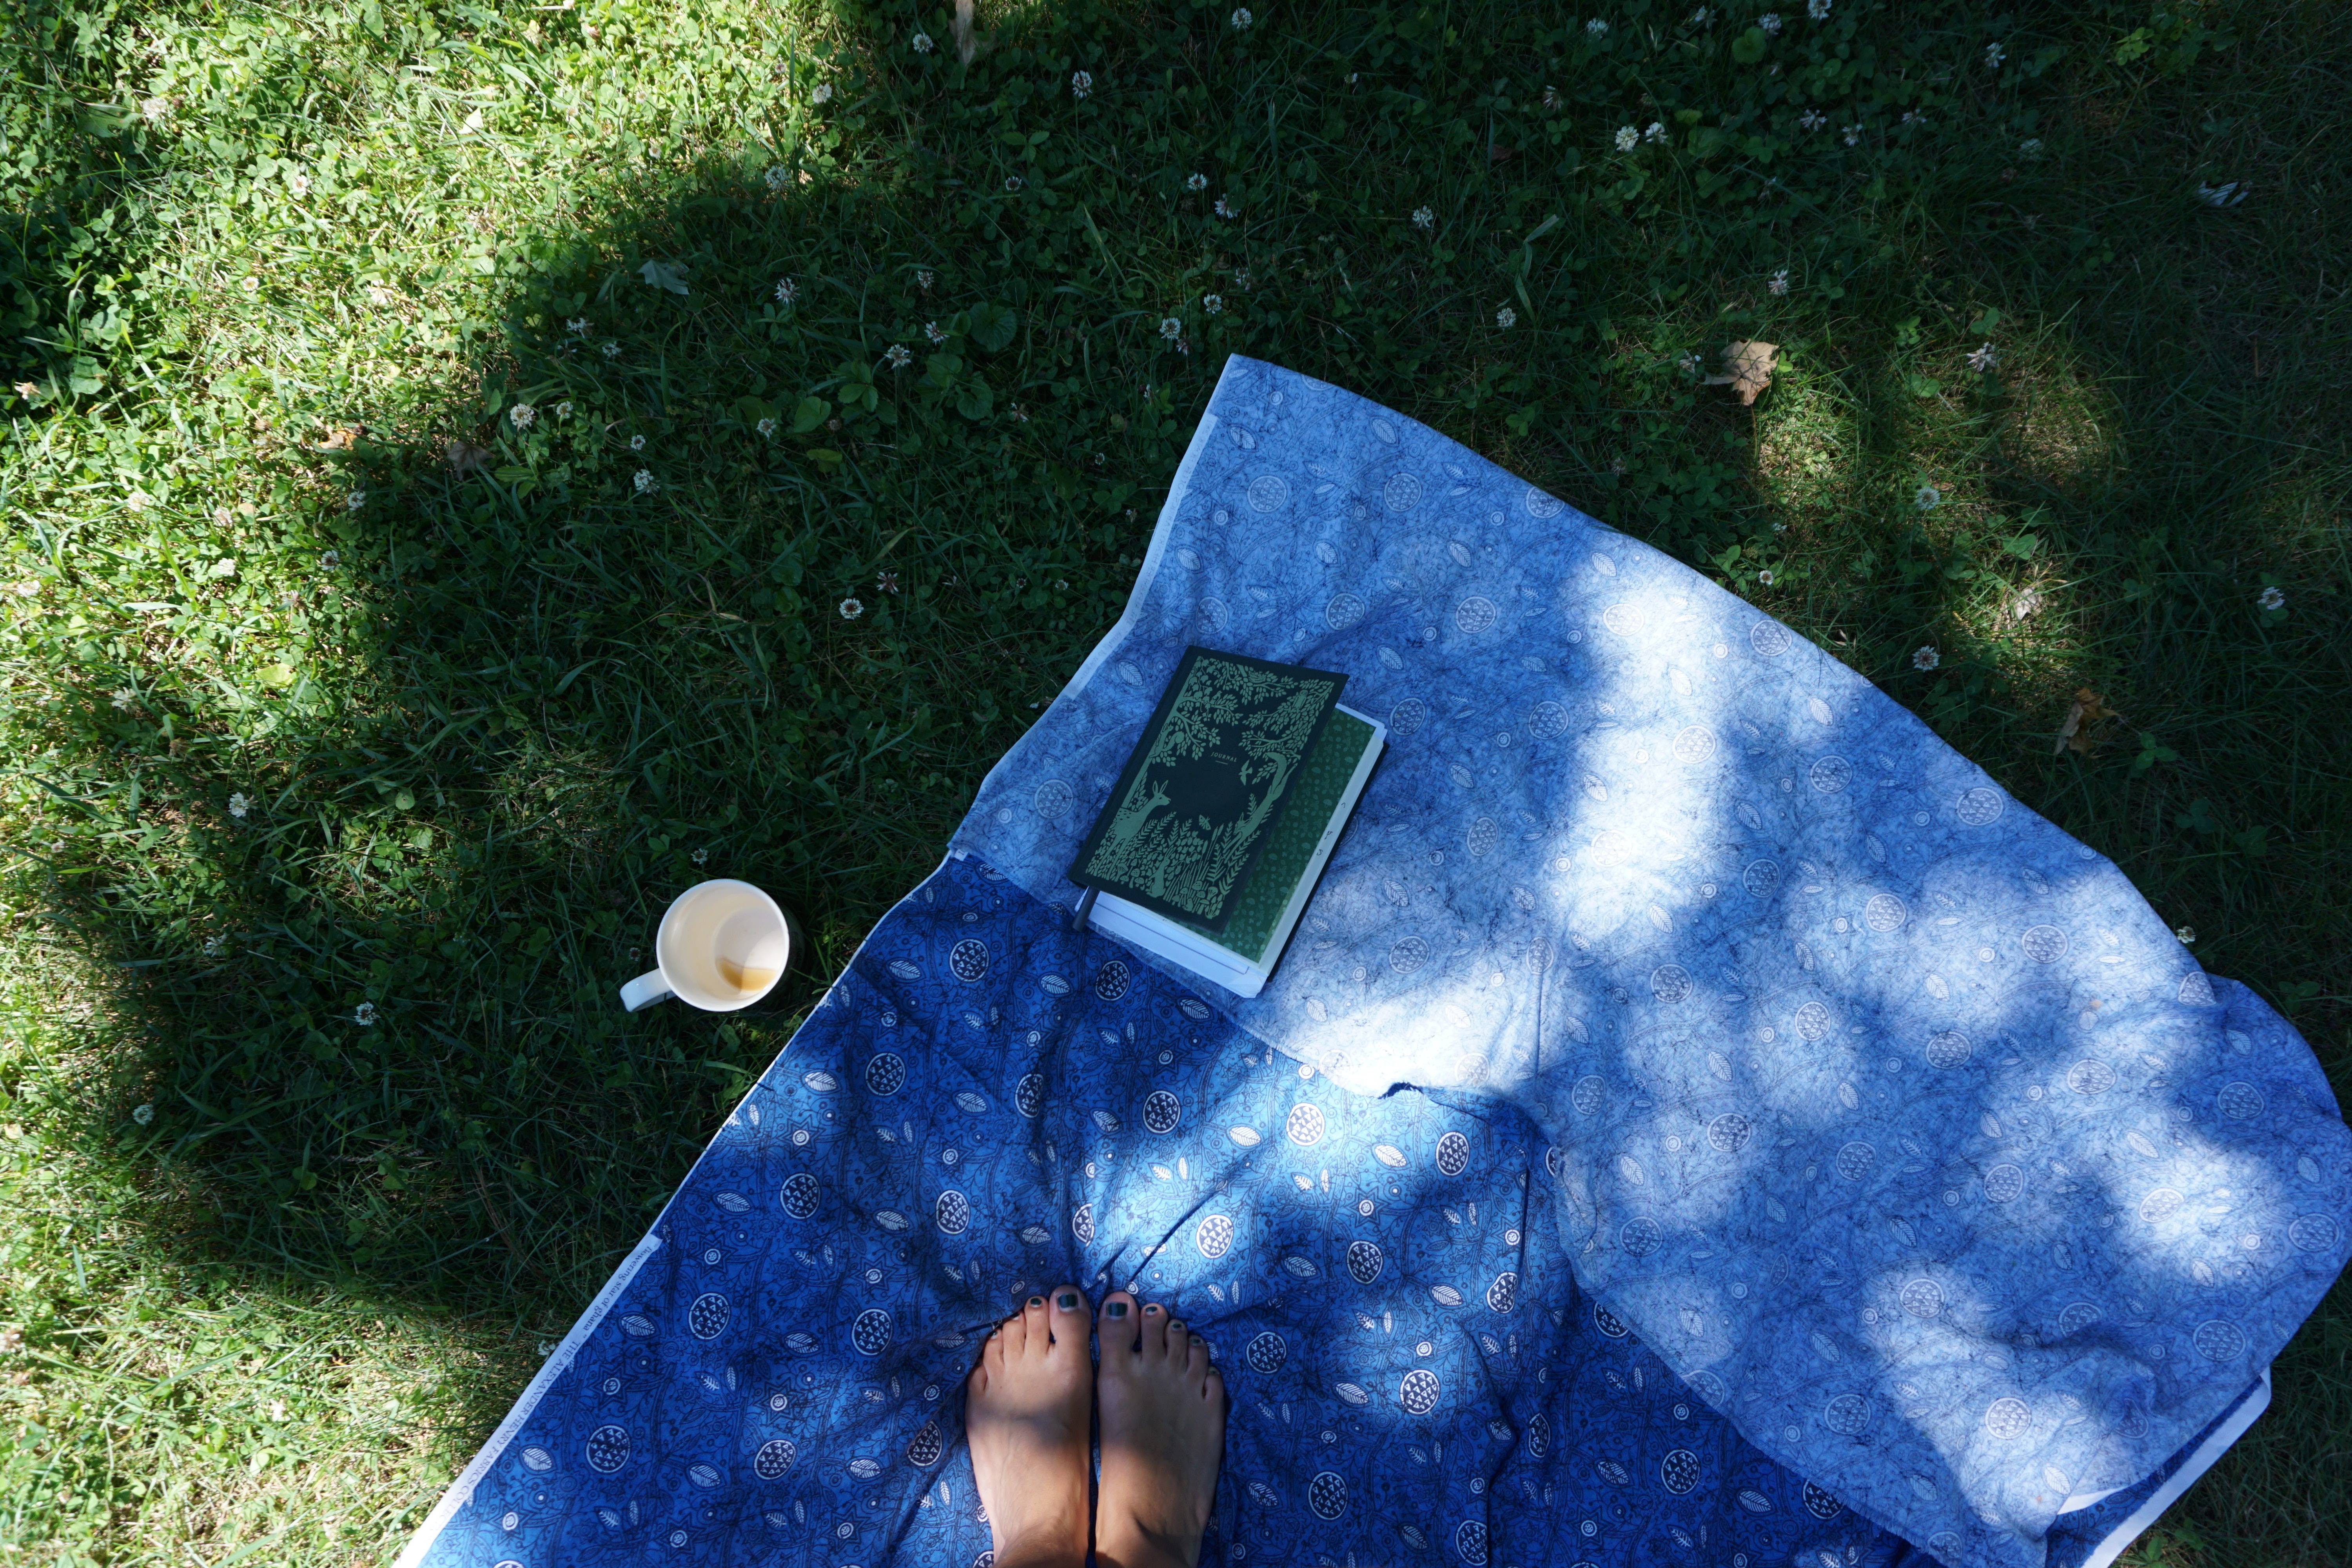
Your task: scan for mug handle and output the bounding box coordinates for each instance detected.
[620,969,673,1012]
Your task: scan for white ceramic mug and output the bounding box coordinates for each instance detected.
[620,879,793,1012]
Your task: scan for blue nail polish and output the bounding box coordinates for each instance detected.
[1105,1302,1129,1319]
[1056,1292,1078,1310]
[1028,1295,1044,1307]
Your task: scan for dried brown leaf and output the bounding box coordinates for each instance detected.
[1705,340,1779,405]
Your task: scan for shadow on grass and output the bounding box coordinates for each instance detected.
[7,0,2348,1561]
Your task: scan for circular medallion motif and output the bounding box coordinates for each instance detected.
[1661,1449,1701,1495]
[1454,1519,1489,1564]
[1600,603,1640,637]
[2021,925,2068,963]
[1794,1001,1833,1040]
[1399,1369,1441,1415]
[1308,1472,1348,1521]
[1143,1090,1182,1134]
[780,1174,820,1219]
[1835,1142,1877,1182]
[1900,1278,1944,1319]
[1390,698,1427,737]
[1802,1481,1844,1520]
[1651,964,1693,1004]
[1525,486,1564,518]
[1247,474,1288,512]
[1346,1241,1385,1284]
[2193,1320,2246,1361]
[1594,1303,1631,1338]
[1073,1203,1096,1244]
[1571,1074,1606,1116]
[948,939,989,984]
[851,1309,892,1356]
[1955,787,2005,826]
[1823,1395,1869,1436]
[1325,593,1367,630]
[2140,1187,2184,1223]
[1707,1113,1752,1154]
[2289,1214,2339,1253]
[1455,596,1499,633]
[1031,779,1072,821]
[906,1419,944,1467]
[1093,960,1131,1000]
[2179,971,2216,1006]
[936,1190,970,1236]
[1435,1131,1471,1176]
[1673,725,1716,763]
[1926,1031,1972,1069]
[1245,1332,1286,1373]
[586,1424,631,1474]
[2066,1059,2116,1095]
[1750,622,1792,658]
[1015,1073,1046,1118]
[753,1439,795,1479]
[1620,1216,1662,1258]
[1984,1398,2031,1440]
[1864,894,1907,932]
[1984,1164,2026,1203]
[1528,700,1570,739]
[1486,1272,1518,1312]
[688,1292,730,1340]
[865,1053,907,1096]
[1809,756,1851,793]
[1286,1104,1326,1145]
[2056,1301,2102,1336]
[1383,474,1422,512]
[2218,1082,2264,1120]
[1388,936,1430,974]
[1743,860,1783,898]
[1467,816,1498,858]
[1196,1214,1235,1259]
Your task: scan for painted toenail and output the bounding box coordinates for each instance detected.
[1170,1320,1184,1331]
[1105,1302,1128,1318]
[1028,1295,1044,1307]
[1056,1292,1078,1310]
[1145,1305,1162,1316]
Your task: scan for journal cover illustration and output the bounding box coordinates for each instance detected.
[1068,647,1347,930]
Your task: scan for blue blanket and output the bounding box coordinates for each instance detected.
[401,358,2351,1568]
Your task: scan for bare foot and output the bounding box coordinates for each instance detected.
[1095,1292,1227,1568]
[965,1286,1094,1568]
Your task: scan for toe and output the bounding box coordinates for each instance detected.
[1047,1284,1089,1348]
[1165,1317,1191,1363]
[1204,1365,1226,1407]
[1098,1290,1140,1355]
[1185,1336,1210,1385]
[996,1308,1029,1359]
[1140,1301,1170,1357]
[1018,1294,1053,1356]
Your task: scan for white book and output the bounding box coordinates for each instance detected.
[1085,705,1385,998]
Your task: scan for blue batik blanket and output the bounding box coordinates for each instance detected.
[399,358,2352,1568]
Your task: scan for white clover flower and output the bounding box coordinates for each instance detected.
[1679,352,1702,376]
[288,171,311,197]
[1230,7,1254,30]
[1071,71,1093,98]
[509,402,536,430]
[203,933,224,955]
[2174,925,2197,945]
[1690,5,1712,22]
[1842,123,1861,146]
[112,687,137,711]
[321,551,340,569]
[629,433,646,450]
[602,341,621,358]
[1911,645,1940,671]
[1757,570,1774,585]
[1186,171,1209,191]
[1586,17,1609,36]
[916,268,935,291]
[839,597,865,619]
[1543,85,1561,110]
[2258,585,2285,610]
[354,1002,377,1026]
[924,321,947,344]
[555,400,572,419]
[765,165,789,192]
[1615,125,1639,151]
[1768,268,1790,296]
[1203,293,1224,314]
[1808,0,1829,16]
[142,96,170,123]
[1967,343,1998,372]
[913,31,934,53]
[757,417,778,437]
[2018,137,2044,160]
[1004,174,1025,191]
[1214,195,1235,218]
[1495,305,1517,328]
[1408,205,1436,230]
[228,791,252,818]
[1984,41,2005,68]
[1800,109,1826,131]
[775,277,799,305]
[633,469,656,494]
[346,491,367,512]
[691,847,709,865]
[1915,482,1942,510]
[1759,12,1782,33]
[133,1103,155,1125]
[567,316,590,334]
[885,343,913,368]
[811,82,833,105]
[1645,122,1666,143]
[1160,317,1183,340]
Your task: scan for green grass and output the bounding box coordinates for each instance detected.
[1,0,2346,1561]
